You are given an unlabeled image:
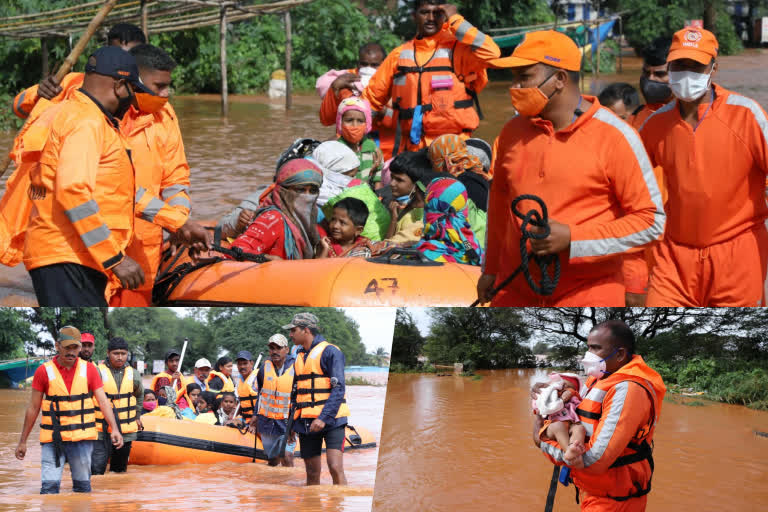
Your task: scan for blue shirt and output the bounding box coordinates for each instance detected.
[292,335,348,435]
[255,354,296,437]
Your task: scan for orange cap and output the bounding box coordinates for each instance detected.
[668,27,718,65]
[489,30,582,71]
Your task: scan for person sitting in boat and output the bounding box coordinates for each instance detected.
[381,151,430,244]
[414,177,483,266]
[532,373,586,468]
[226,159,324,260]
[428,134,490,213]
[336,97,383,186]
[215,391,243,427]
[206,356,236,394]
[317,198,374,258]
[194,391,218,425]
[141,390,158,416]
[178,382,202,420]
[144,386,184,419]
[313,140,362,209]
[150,348,189,399]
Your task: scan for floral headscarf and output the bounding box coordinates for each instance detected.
[414,177,483,265]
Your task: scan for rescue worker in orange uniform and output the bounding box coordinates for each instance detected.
[15,326,124,494]
[640,27,768,306]
[11,23,146,120]
[248,336,297,467]
[477,31,665,306]
[533,320,666,511]
[286,312,349,486]
[22,46,151,306]
[331,1,500,156]
[318,43,398,159]
[92,337,143,475]
[112,43,211,306]
[621,37,674,307]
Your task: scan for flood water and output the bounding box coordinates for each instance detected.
[2,50,768,302]
[0,380,385,511]
[372,370,768,511]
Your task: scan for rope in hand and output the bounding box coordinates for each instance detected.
[210,244,268,263]
[470,194,561,307]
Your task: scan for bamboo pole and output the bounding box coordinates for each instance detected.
[141,0,149,39]
[220,6,228,116]
[0,0,121,179]
[618,16,623,74]
[41,37,49,78]
[285,10,292,110]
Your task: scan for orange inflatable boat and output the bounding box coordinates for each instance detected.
[152,247,481,306]
[129,415,376,465]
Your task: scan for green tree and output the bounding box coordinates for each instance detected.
[424,308,532,369]
[23,307,110,358]
[0,308,36,359]
[390,308,425,368]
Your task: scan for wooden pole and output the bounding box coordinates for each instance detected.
[141,0,149,40]
[285,10,293,110]
[0,0,120,178]
[220,6,228,116]
[41,37,49,78]
[618,16,623,74]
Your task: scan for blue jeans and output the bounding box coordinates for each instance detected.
[261,432,297,460]
[40,441,94,494]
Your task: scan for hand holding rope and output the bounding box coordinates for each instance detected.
[471,194,561,306]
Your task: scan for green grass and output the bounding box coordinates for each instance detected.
[345,376,381,386]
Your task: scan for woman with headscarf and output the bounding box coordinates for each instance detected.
[229,158,324,260]
[414,177,484,266]
[144,385,185,419]
[313,141,362,207]
[428,134,491,212]
[336,97,383,186]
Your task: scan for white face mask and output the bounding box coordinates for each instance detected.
[669,69,712,102]
[581,350,617,379]
[358,66,377,88]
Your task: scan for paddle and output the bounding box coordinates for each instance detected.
[0,0,121,179]
[172,338,188,400]
[250,353,263,463]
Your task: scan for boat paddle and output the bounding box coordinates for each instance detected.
[172,338,188,391]
[250,353,263,463]
[0,0,120,179]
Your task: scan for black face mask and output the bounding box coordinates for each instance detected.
[640,75,672,105]
[114,82,134,119]
[158,396,168,406]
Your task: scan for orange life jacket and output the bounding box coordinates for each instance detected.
[205,370,235,393]
[39,359,98,443]
[95,364,138,434]
[151,371,188,400]
[257,360,295,421]
[293,341,350,420]
[237,369,260,421]
[571,355,665,501]
[391,39,481,155]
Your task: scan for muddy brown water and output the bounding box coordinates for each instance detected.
[2,51,768,303]
[372,370,768,511]
[0,380,385,511]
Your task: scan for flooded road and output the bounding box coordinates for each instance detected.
[0,380,385,512]
[372,370,768,511]
[2,50,768,303]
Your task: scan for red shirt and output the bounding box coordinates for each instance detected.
[32,356,103,394]
[230,209,289,259]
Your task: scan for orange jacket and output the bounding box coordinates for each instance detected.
[119,103,191,293]
[362,15,500,152]
[12,72,84,119]
[319,69,397,159]
[627,102,665,131]
[484,98,665,303]
[23,89,135,273]
[640,83,768,247]
[540,355,666,500]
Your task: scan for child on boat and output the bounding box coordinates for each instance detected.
[337,97,383,187]
[533,373,586,467]
[216,391,244,427]
[194,391,218,424]
[381,151,431,244]
[317,198,374,258]
[179,383,202,419]
[313,141,362,208]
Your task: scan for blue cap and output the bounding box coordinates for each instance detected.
[84,46,153,94]
[236,350,253,361]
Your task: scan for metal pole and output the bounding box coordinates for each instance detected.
[141,0,149,40]
[285,10,293,110]
[220,6,228,116]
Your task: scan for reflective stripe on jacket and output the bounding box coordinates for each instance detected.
[257,360,294,420]
[39,359,98,443]
[95,364,138,434]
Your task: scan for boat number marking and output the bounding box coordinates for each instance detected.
[364,278,399,297]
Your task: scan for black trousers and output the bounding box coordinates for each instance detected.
[91,440,132,475]
[29,263,108,306]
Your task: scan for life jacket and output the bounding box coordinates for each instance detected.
[293,341,350,420]
[0,101,66,267]
[237,370,260,421]
[570,355,666,501]
[257,360,295,421]
[150,371,188,401]
[95,364,138,434]
[39,359,98,443]
[391,39,481,155]
[205,370,236,393]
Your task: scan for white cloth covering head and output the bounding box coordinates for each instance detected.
[313,141,361,206]
[535,380,566,417]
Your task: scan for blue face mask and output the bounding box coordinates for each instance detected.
[396,194,411,204]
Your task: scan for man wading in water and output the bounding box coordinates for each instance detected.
[532,320,666,511]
